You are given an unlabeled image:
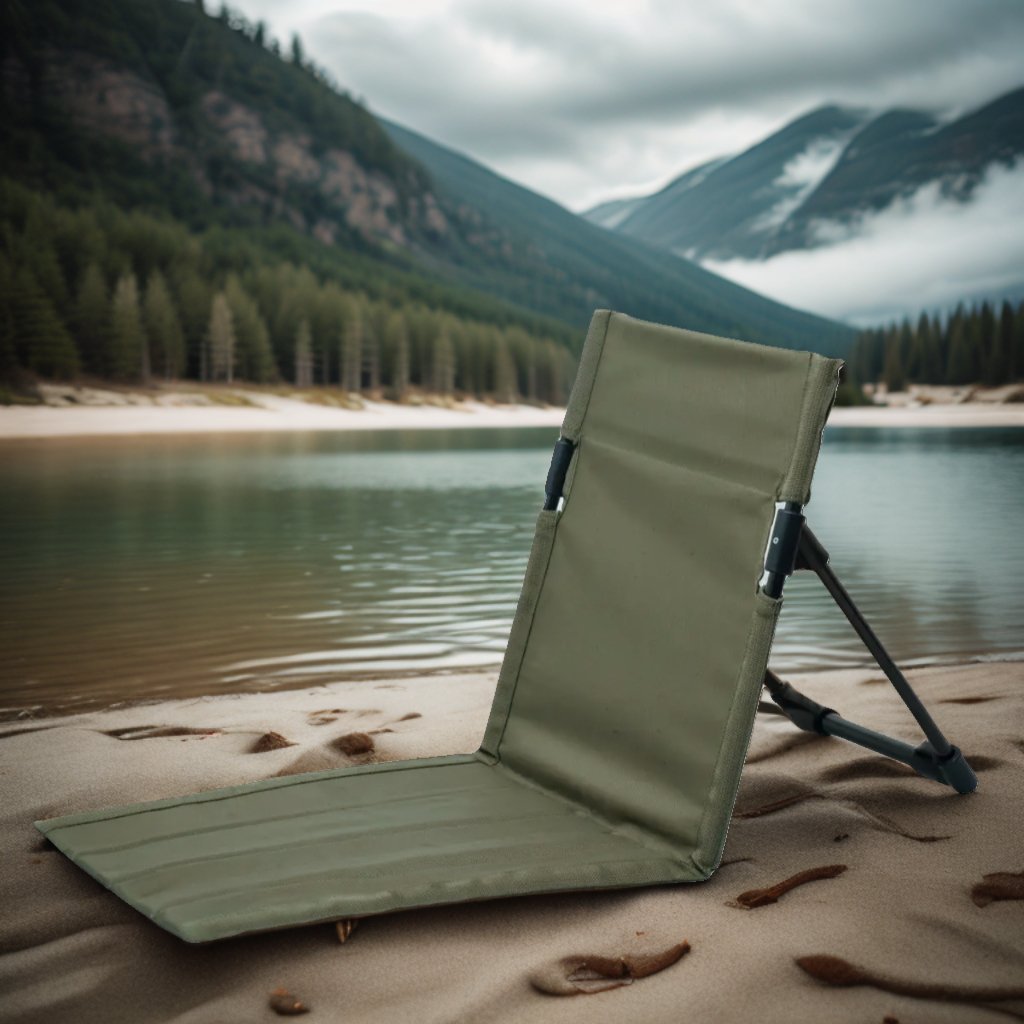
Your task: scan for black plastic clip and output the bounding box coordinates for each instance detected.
[543,438,575,511]
[762,504,806,597]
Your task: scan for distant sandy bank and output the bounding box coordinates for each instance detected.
[2,659,1021,1022]
[1,386,1023,439]
[0,390,566,440]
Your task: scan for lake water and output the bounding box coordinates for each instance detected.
[1,426,1022,717]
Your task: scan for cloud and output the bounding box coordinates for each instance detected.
[233,0,1024,209]
[702,163,1024,324]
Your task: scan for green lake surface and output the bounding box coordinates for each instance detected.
[1,426,1022,716]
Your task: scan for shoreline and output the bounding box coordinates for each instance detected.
[0,394,567,440]
[3,657,1022,1022]
[8,648,1023,723]
[1,394,1023,440]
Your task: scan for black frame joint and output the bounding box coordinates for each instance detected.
[762,503,805,597]
[543,437,575,511]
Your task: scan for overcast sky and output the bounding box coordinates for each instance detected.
[231,0,1024,211]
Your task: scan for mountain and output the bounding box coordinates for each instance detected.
[587,108,867,259]
[585,157,734,234]
[381,120,852,355]
[586,88,1024,263]
[0,0,854,395]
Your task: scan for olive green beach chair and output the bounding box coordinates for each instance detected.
[37,311,976,943]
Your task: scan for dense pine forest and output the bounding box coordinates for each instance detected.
[0,178,575,403]
[848,301,1024,396]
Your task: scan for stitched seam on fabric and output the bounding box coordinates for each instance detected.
[777,351,814,500]
[126,806,598,897]
[486,312,611,760]
[37,754,480,832]
[159,855,691,933]
[584,434,769,500]
[567,310,612,441]
[70,780,509,858]
[488,517,560,762]
[689,595,776,873]
[781,355,841,503]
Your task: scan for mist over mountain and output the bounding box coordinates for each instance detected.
[586,89,1024,322]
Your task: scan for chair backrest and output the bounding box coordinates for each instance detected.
[481,311,841,873]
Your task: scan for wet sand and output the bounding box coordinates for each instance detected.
[1,659,1022,1022]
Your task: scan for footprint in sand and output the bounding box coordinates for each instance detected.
[102,725,220,740]
[307,708,348,726]
[334,732,375,757]
[0,724,59,741]
[745,731,823,764]
[939,695,1002,705]
[971,871,1024,908]
[730,864,847,909]
[822,753,1002,783]
[530,940,691,996]
[734,776,952,843]
[250,731,294,753]
[796,954,1024,1014]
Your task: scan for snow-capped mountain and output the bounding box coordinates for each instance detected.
[585,87,1024,322]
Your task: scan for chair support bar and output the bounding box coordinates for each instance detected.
[762,510,977,794]
[763,671,977,793]
[795,526,953,756]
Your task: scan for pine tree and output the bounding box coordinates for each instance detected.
[339,298,363,392]
[978,302,997,384]
[10,269,79,378]
[294,318,313,387]
[432,323,455,396]
[1015,302,1024,380]
[985,301,1015,386]
[362,306,380,393]
[907,313,930,382]
[945,308,974,385]
[172,268,213,381]
[926,312,946,383]
[385,310,410,399]
[27,243,70,315]
[73,263,110,375]
[882,326,906,393]
[542,341,570,405]
[224,277,275,382]
[207,292,236,382]
[143,271,185,380]
[108,272,145,381]
[492,338,517,403]
[0,253,17,378]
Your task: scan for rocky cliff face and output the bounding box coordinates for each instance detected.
[10,48,451,253]
[198,89,449,247]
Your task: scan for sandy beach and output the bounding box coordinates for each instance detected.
[1,388,1023,439]
[0,392,566,440]
[2,659,1022,1022]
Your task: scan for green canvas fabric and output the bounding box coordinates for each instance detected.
[37,311,841,942]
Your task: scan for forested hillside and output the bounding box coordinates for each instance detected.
[0,179,574,402]
[0,0,854,400]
